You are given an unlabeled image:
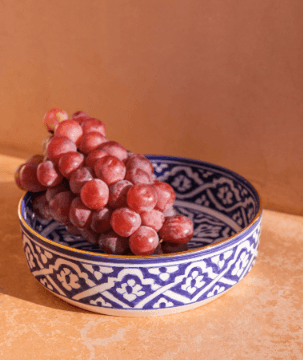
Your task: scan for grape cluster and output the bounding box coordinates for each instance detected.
[15,108,194,255]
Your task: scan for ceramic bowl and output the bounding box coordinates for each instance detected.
[18,155,262,316]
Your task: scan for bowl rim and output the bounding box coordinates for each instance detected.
[18,155,263,259]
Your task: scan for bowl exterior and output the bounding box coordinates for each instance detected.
[19,156,262,316]
[20,212,261,316]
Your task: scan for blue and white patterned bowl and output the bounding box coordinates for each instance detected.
[18,155,262,316]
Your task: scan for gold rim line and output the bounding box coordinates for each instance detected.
[18,189,263,259]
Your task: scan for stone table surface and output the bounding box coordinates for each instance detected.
[0,154,302,360]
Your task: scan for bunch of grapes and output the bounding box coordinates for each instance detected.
[15,108,194,255]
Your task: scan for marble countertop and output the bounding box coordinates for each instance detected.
[0,154,302,360]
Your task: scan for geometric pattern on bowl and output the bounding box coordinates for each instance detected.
[19,156,262,316]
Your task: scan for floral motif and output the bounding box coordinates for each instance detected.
[57,267,81,291]
[195,194,210,207]
[152,163,168,174]
[207,285,225,298]
[181,270,205,295]
[153,297,174,309]
[232,251,250,277]
[90,297,112,307]
[171,174,192,192]
[40,278,53,290]
[25,246,35,269]
[232,211,243,226]
[36,245,53,264]
[116,279,145,302]
[148,266,179,282]
[217,185,233,205]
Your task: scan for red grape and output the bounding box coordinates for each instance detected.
[125,168,152,184]
[37,160,63,187]
[81,118,106,137]
[65,224,82,236]
[126,184,158,213]
[90,207,113,233]
[161,242,188,254]
[85,148,107,168]
[49,191,75,224]
[19,163,47,192]
[54,119,83,145]
[158,215,193,244]
[45,181,69,202]
[32,192,52,220]
[126,154,154,175]
[98,141,128,162]
[72,111,90,120]
[43,108,68,132]
[69,167,94,194]
[80,178,109,210]
[58,151,85,179]
[108,180,132,209]
[110,207,141,237]
[153,182,176,212]
[46,135,77,164]
[69,197,92,229]
[80,228,99,245]
[98,231,129,255]
[163,206,177,218]
[78,132,106,155]
[94,155,126,186]
[15,164,26,190]
[140,209,165,232]
[129,226,159,255]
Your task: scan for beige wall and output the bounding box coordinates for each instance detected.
[1,0,303,215]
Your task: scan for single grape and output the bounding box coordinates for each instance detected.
[15,163,26,190]
[90,207,113,233]
[126,154,154,175]
[80,178,109,210]
[37,160,63,187]
[69,167,94,194]
[45,180,69,202]
[125,168,152,184]
[54,119,83,145]
[58,151,85,179]
[80,228,99,245]
[46,135,77,163]
[98,231,129,255]
[43,108,68,132]
[78,131,106,155]
[163,206,177,218]
[153,182,176,212]
[126,184,158,213]
[129,226,159,255]
[65,224,82,236]
[81,118,106,137]
[140,209,165,232]
[161,242,188,254]
[98,141,128,163]
[72,111,90,120]
[19,163,47,192]
[85,148,107,168]
[158,215,193,244]
[108,180,133,209]
[32,192,52,220]
[110,207,141,237]
[49,191,75,224]
[94,155,126,186]
[69,197,92,229]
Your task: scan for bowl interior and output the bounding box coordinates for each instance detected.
[21,156,261,255]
